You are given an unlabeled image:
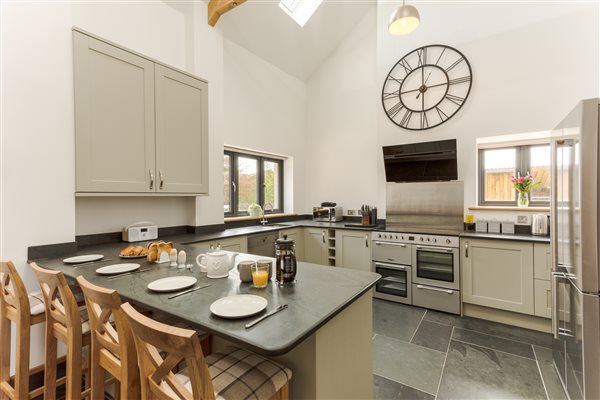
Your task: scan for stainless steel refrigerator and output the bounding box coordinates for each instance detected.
[551,98,600,400]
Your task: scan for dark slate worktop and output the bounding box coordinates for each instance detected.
[460,231,551,244]
[33,241,380,356]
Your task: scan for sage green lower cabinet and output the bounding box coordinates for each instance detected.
[303,228,328,265]
[335,230,372,272]
[533,243,552,281]
[215,236,248,253]
[279,228,304,262]
[461,238,535,315]
[534,279,552,318]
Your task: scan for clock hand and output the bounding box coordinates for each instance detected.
[416,70,434,99]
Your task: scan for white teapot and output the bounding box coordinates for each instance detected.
[196,251,237,278]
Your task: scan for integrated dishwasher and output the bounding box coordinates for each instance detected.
[247,232,278,257]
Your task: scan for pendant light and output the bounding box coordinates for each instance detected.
[388,0,420,35]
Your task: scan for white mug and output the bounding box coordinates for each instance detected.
[196,251,234,278]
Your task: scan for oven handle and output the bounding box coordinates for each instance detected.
[415,245,454,252]
[416,284,454,295]
[374,241,407,247]
[374,262,408,270]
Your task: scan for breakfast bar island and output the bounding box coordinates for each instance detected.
[34,242,380,399]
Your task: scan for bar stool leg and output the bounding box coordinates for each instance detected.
[14,319,30,399]
[44,325,58,400]
[0,317,10,400]
[65,331,82,400]
[90,344,104,400]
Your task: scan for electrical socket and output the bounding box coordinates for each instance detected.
[516,215,529,224]
[347,210,356,216]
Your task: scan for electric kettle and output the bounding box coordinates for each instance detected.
[531,214,549,236]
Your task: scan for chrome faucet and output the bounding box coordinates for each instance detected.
[260,203,273,225]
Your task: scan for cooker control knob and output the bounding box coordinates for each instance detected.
[401,235,405,240]
[395,235,398,239]
[432,238,437,243]
[446,238,451,244]
[426,237,430,242]
[378,234,382,239]
[419,237,424,241]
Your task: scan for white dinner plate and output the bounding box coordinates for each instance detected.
[210,295,268,319]
[96,263,140,276]
[63,254,104,264]
[147,276,198,293]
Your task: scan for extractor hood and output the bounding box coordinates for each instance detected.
[383,139,458,182]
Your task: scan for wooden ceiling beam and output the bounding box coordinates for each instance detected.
[208,0,246,27]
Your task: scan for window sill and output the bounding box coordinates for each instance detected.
[224,213,298,222]
[469,206,550,212]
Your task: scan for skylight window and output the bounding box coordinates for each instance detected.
[278,0,323,27]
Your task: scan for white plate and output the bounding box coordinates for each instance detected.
[96,263,140,276]
[147,276,198,293]
[63,254,104,264]
[210,295,268,319]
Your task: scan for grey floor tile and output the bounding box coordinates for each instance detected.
[373,334,444,395]
[374,375,435,400]
[453,327,535,359]
[424,310,553,348]
[411,320,453,352]
[533,345,567,400]
[437,340,547,399]
[373,299,426,342]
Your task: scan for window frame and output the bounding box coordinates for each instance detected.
[478,143,550,207]
[224,150,284,217]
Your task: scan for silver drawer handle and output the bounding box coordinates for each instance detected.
[149,169,154,190]
[416,245,454,252]
[374,241,406,247]
[416,284,454,294]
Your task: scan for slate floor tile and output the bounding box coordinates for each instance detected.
[373,299,425,341]
[374,374,435,400]
[411,320,453,352]
[452,327,536,359]
[437,340,547,399]
[373,334,444,395]
[533,346,567,400]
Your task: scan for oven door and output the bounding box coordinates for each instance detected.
[412,245,460,290]
[372,261,412,305]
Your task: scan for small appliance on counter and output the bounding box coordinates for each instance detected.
[345,205,379,228]
[122,221,158,242]
[531,214,549,236]
[313,203,343,222]
[275,235,297,285]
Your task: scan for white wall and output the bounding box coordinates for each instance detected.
[305,9,378,215]
[376,2,599,215]
[223,39,307,214]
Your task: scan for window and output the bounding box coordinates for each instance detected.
[278,0,322,27]
[478,143,551,206]
[224,150,284,216]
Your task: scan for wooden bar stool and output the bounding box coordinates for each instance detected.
[76,276,140,400]
[0,261,46,400]
[121,302,292,400]
[30,262,91,400]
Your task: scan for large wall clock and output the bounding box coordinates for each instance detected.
[382,44,472,131]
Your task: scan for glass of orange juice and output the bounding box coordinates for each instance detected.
[252,263,269,288]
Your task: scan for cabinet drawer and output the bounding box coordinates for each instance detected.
[372,241,411,265]
[534,279,552,318]
[412,284,460,315]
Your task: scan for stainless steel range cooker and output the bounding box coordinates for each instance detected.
[371,230,461,315]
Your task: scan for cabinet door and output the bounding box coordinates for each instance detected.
[533,243,552,281]
[280,228,304,261]
[73,31,156,192]
[187,241,215,253]
[534,279,552,318]
[303,228,327,265]
[216,236,248,253]
[336,230,371,272]
[462,239,534,314]
[155,65,209,194]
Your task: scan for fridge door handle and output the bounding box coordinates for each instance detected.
[552,271,567,339]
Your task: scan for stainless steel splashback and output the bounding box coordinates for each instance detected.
[386,181,464,232]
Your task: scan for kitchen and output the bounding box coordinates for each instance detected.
[1,1,598,399]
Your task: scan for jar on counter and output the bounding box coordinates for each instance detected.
[275,235,297,285]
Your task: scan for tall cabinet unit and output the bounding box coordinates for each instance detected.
[73,30,209,195]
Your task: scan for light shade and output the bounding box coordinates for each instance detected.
[388,4,420,35]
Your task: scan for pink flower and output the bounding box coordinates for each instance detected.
[518,177,525,183]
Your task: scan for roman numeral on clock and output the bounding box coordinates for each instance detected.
[417,48,427,67]
[445,57,464,72]
[445,94,465,106]
[436,107,449,121]
[398,59,413,75]
[386,102,404,119]
[400,110,413,126]
[383,90,400,100]
[449,76,470,85]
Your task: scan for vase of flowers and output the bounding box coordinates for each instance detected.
[511,173,540,208]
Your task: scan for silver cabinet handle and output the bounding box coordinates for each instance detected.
[322,230,325,243]
[365,235,369,248]
[159,170,164,190]
[149,169,154,190]
[416,284,454,294]
[551,271,568,339]
[374,262,407,270]
[465,241,469,258]
[374,241,406,247]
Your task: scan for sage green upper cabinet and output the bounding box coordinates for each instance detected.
[336,230,371,272]
[155,65,208,194]
[74,31,156,193]
[73,30,209,195]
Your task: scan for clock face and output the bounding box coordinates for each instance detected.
[382,45,472,130]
